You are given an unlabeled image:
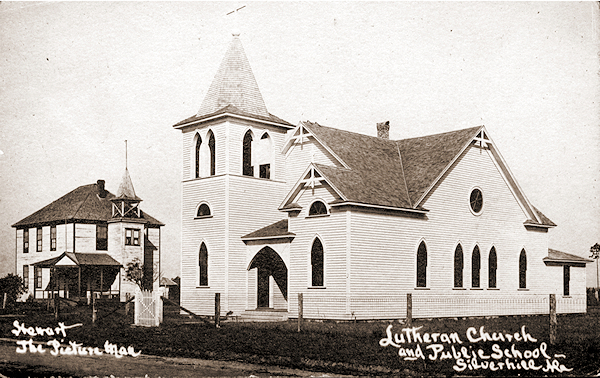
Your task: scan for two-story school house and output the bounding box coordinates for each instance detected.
[12,169,163,302]
[173,33,591,320]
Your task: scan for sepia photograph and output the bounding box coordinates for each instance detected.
[0,2,598,377]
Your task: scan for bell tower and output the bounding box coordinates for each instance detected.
[174,33,294,316]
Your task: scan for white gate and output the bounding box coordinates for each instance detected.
[134,288,163,327]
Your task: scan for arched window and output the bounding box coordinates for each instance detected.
[311,238,324,287]
[199,243,208,286]
[257,132,272,179]
[488,247,497,288]
[454,244,463,288]
[308,201,328,216]
[208,130,216,176]
[242,130,253,176]
[416,241,427,288]
[197,203,211,217]
[195,135,202,179]
[472,246,481,288]
[519,249,527,289]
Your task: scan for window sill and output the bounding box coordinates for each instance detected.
[562,295,571,298]
[453,287,467,290]
[518,288,529,291]
[196,286,210,289]
[470,288,484,290]
[414,287,430,290]
[306,214,330,219]
[195,215,213,220]
[487,288,500,290]
[308,286,326,289]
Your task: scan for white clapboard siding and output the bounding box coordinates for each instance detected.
[285,138,342,193]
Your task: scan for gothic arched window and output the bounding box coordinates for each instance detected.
[199,243,208,286]
[454,244,463,288]
[208,130,216,176]
[311,238,324,287]
[416,241,427,288]
[242,131,253,176]
[308,200,328,216]
[488,247,497,288]
[472,246,481,288]
[519,249,527,289]
[195,135,202,179]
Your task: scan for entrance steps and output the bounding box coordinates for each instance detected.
[240,308,288,322]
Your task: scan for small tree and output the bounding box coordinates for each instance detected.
[125,258,144,290]
[0,273,25,306]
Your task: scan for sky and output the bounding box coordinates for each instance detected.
[0,2,598,285]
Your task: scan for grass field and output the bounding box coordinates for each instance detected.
[1,302,599,376]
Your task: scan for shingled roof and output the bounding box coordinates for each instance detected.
[12,182,163,228]
[293,121,554,226]
[241,219,295,241]
[544,249,592,267]
[173,35,293,129]
[303,122,480,210]
[34,252,122,267]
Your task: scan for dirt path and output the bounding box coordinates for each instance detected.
[0,339,345,377]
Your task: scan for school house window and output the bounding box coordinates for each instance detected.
[23,229,29,253]
[125,228,140,246]
[96,224,108,250]
[23,265,29,290]
[34,267,42,289]
[50,225,56,251]
[36,227,42,252]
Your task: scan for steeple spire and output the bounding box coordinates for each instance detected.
[196,34,269,118]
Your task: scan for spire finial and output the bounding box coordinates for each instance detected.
[226,5,245,36]
[125,140,128,169]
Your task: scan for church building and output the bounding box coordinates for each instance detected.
[13,169,163,302]
[174,33,590,320]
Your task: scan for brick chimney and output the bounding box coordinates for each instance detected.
[97,179,107,198]
[377,121,390,139]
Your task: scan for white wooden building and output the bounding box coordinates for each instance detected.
[174,34,591,320]
[13,169,163,302]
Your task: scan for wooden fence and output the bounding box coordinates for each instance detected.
[134,288,163,327]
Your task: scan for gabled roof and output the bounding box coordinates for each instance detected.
[298,121,480,210]
[34,252,122,267]
[544,248,592,267]
[12,182,163,228]
[173,35,293,129]
[241,219,295,241]
[282,122,554,226]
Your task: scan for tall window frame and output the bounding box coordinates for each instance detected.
[50,225,57,251]
[194,134,202,179]
[23,229,29,253]
[454,244,464,288]
[199,242,208,287]
[416,241,427,288]
[472,246,481,288]
[125,228,140,246]
[258,132,272,179]
[208,130,216,176]
[36,227,42,252]
[23,265,29,290]
[563,265,570,296]
[488,247,497,288]
[311,238,324,287]
[34,266,42,289]
[519,249,527,289]
[242,130,254,177]
[96,223,108,250]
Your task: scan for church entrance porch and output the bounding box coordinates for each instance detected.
[247,247,287,311]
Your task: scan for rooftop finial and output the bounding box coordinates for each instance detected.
[226,5,246,36]
[125,140,128,169]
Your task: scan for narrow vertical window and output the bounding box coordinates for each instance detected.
[199,242,208,286]
[311,238,324,287]
[125,229,132,246]
[133,229,140,246]
[488,247,497,288]
[96,224,108,250]
[36,227,42,252]
[195,135,202,178]
[34,267,42,289]
[519,249,527,289]
[472,246,481,288]
[258,132,271,179]
[23,229,29,253]
[242,131,253,176]
[416,241,427,288]
[50,225,57,251]
[454,245,463,288]
[23,265,29,290]
[563,265,570,296]
[208,131,216,176]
